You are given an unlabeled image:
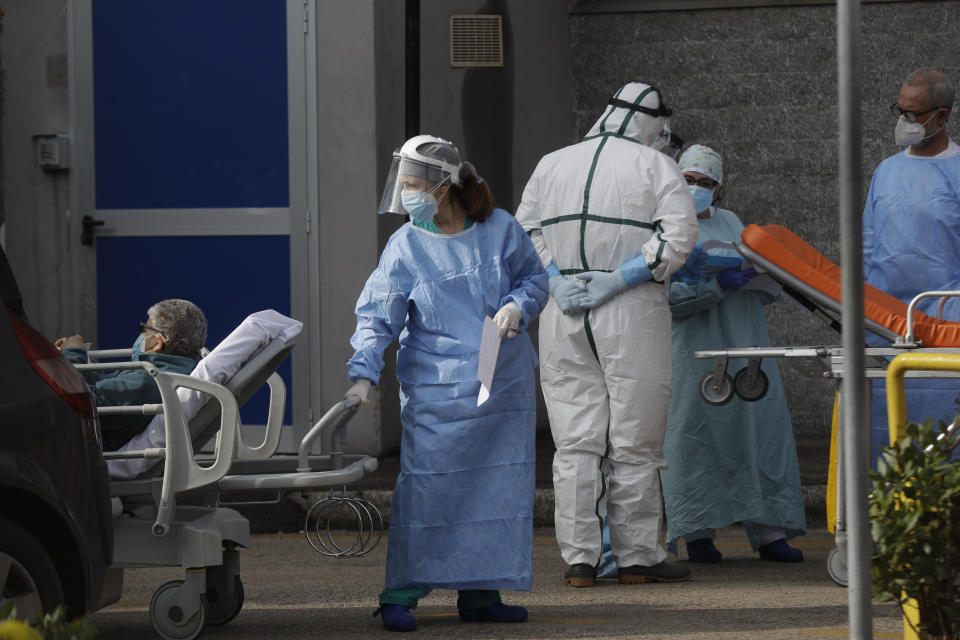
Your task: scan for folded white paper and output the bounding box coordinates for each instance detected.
[477,316,501,406]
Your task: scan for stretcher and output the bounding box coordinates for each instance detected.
[692,224,960,587]
[75,310,378,640]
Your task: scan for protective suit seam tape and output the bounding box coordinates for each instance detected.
[580,137,609,270]
[650,231,667,269]
[593,433,611,570]
[559,268,613,275]
[582,132,644,145]
[597,84,628,135]
[618,87,654,136]
[542,214,656,230]
[583,312,600,363]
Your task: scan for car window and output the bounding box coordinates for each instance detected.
[0,245,25,317]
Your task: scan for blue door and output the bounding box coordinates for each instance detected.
[83,0,302,427]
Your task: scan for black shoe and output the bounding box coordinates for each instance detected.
[687,538,723,563]
[758,538,803,563]
[459,602,528,623]
[618,561,691,584]
[563,563,596,587]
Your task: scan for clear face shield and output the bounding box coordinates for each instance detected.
[378,154,450,216]
[650,118,674,154]
[662,131,685,160]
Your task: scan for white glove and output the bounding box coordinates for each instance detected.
[344,379,372,406]
[493,303,522,338]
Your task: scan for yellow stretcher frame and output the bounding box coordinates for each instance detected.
[884,352,960,640]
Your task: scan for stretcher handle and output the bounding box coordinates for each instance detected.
[297,398,360,472]
[904,290,960,344]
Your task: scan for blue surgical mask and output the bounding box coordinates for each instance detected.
[688,185,715,214]
[131,334,146,361]
[401,189,439,223]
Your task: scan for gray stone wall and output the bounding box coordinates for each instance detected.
[570,1,960,437]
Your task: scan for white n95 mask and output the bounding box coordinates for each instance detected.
[894,109,944,146]
[895,118,926,146]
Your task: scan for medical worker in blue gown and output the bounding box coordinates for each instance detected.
[660,145,806,563]
[343,135,549,632]
[863,68,960,462]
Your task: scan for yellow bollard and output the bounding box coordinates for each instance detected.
[901,597,922,640]
[885,352,960,640]
[826,392,839,535]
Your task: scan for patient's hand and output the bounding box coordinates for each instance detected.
[55,335,85,350]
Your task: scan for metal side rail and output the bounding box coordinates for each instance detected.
[214,399,378,494]
[216,455,378,492]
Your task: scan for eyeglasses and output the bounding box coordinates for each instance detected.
[138,321,167,340]
[889,103,942,123]
[684,175,718,190]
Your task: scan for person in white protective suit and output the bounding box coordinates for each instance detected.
[515,81,700,587]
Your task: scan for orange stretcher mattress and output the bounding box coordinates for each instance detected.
[740,224,960,348]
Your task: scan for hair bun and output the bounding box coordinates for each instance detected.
[460,161,483,184]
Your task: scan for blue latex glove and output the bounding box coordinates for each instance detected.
[671,243,709,285]
[716,266,757,291]
[575,270,628,309]
[576,257,652,309]
[547,264,587,315]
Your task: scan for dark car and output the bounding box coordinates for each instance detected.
[0,244,119,620]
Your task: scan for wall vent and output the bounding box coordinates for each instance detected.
[450,14,503,68]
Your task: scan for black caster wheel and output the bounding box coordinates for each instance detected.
[734,366,769,402]
[206,575,244,626]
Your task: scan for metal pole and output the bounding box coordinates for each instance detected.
[837,0,872,637]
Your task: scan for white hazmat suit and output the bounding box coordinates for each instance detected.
[515,82,698,569]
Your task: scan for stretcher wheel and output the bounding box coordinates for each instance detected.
[700,371,735,406]
[733,367,769,402]
[206,575,244,625]
[826,547,847,587]
[150,580,208,640]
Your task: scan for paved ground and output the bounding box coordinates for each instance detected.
[91,526,903,639]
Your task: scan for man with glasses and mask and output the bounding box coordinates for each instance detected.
[863,68,960,462]
[516,81,698,587]
[56,298,207,450]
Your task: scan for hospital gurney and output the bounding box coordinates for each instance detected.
[691,224,960,586]
[75,310,378,640]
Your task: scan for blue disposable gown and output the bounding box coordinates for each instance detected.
[347,208,549,591]
[660,207,806,550]
[863,150,960,462]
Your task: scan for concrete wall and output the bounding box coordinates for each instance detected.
[420,0,574,214]
[313,1,395,453]
[570,0,960,439]
[0,0,75,338]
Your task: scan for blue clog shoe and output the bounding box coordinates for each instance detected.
[373,604,417,632]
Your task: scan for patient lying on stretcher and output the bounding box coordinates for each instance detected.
[56,298,207,451]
